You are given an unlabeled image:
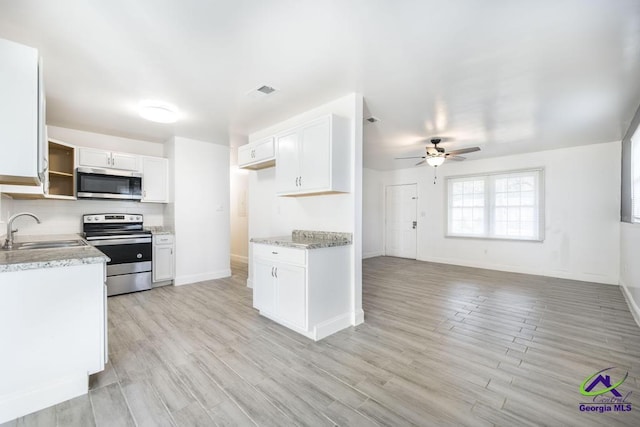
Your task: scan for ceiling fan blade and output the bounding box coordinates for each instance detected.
[447,147,480,156]
[395,156,425,160]
[445,155,466,161]
[415,160,426,166]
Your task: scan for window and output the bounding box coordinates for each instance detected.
[632,129,640,222]
[447,169,544,241]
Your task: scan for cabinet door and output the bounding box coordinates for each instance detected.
[237,144,253,167]
[275,263,306,330]
[153,244,174,282]
[0,39,40,185]
[253,137,275,162]
[299,117,331,192]
[275,130,300,194]
[78,148,112,169]
[253,258,276,314]
[111,152,139,171]
[141,156,168,203]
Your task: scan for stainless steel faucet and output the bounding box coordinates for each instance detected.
[2,212,41,250]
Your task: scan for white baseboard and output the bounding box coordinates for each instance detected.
[620,280,640,328]
[174,269,231,286]
[230,254,248,264]
[352,308,365,326]
[246,278,253,289]
[419,256,618,286]
[314,312,353,340]
[362,251,383,259]
[0,374,87,424]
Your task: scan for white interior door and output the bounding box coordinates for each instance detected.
[385,184,417,259]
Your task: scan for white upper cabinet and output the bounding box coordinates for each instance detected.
[275,114,350,196]
[0,38,46,185]
[78,148,139,171]
[238,137,275,170]
[111,152,139,171]
[141,156,169,203]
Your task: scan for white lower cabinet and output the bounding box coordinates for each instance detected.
[252,242,351,341]
[0,262,107,423]
[152,234,175,284]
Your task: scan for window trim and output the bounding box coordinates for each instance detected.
[444,167,545,242]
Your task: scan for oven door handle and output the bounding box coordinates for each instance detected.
[91,238,152,246]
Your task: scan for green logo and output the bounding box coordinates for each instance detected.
[580,367,628,397]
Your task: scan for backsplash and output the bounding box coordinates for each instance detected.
[3,198,164,236]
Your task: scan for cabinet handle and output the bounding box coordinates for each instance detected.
[272,251,278,254]
[274,267,278,278]
[271,267,274,277]
[299,176,302,187]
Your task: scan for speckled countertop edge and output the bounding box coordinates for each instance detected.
[250,230,352,249]
[144,226,174,235]
[0,234,109,273]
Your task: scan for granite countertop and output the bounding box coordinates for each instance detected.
[251,230,352,249]
[0,234,110,273]
[144,226,174,235]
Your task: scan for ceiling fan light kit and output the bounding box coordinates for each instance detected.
[426,156,445,167]
[394,137,481,168]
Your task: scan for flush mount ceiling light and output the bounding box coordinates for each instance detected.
[139,100,179,123]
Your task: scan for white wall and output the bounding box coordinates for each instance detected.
[248,93,364,325]
[375,141,621,284]
[47,126,164,157]
[620,223,640,324]
[1,127,165,236]
[362,168,384,258]
[167,136,230,285]
[0,198,163,236]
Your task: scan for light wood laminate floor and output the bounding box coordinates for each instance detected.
[4,257,640,426]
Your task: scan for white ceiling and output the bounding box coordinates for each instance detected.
[1,0,639,170]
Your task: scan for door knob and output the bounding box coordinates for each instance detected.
[412,221,417,229]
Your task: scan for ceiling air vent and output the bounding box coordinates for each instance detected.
[257,85,276,95]
[364,116,380,124]
[247,85,277,99]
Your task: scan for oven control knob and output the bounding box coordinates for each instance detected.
[128,216,133,221]
[137,253,142,259]
[86,217,92,221]
[136,216,141,221]
[94,216,100,221]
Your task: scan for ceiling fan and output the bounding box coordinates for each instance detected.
[396,138,481,167]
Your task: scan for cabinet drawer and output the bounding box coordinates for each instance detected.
[253,243,306,265]
[153,234,174,245]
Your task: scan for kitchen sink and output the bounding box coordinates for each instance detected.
[14,239,88,250]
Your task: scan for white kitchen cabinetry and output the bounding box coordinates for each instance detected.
[275,114,350,196]
[141,156,169,203]
[238,137,275,170]
[0,38,47,185]
[0,262,107,423]
[153,234,175,285]
[1,139,76,200]
[252,243,351,340]
[78,147,139,171]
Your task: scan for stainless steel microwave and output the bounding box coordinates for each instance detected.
[76,167,142,200]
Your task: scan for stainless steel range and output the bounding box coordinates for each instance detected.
[83,214,152,296]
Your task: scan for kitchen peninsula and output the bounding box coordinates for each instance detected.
[0,235,109,423]
[251,230,352,341]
